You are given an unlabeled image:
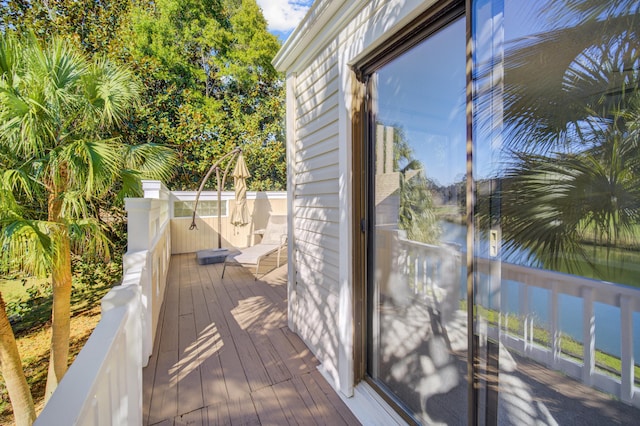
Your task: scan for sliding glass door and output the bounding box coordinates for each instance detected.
[362,0,640,424]
[366,14,469,424]
[473,0,640,424]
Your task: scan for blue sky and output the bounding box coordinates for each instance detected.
[256,0,314,42]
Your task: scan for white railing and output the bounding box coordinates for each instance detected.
[36,181,171,424]
[390,229,640,408]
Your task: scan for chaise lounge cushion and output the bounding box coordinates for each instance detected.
[222,214,287,279]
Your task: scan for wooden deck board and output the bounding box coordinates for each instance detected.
[143,253,360,425]
[147,349,179,424]
[272,379,318,425]
[250,385,289,425]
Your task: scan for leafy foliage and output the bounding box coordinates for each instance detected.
[1,0,286,191]
[476,1,640,279]
[390,126,441,244]
[119,0,286,190]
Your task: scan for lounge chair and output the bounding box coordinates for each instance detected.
[221,214,287,279]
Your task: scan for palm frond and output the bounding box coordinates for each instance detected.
[0,35,21,86]
[118,169,143,199]
[61,138,122,197]
[2,169,37,201]
[58,190,91,220]
[68,218,111,261]
[122,143,176,182]
[84,59,141,128]
[0,218,52,277]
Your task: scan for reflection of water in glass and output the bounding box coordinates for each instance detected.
[440,220,640,362]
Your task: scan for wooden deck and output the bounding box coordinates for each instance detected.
[143,253,360,425]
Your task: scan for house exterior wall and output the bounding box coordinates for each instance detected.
[276,1,640,423]
[275,0,438,398]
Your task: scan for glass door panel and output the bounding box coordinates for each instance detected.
[367,16,468,424]
[473,0,640,423]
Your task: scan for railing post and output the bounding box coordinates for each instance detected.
[142,180,169,200]
[125,198,153,252]
[520,281,529,352]
[582,287,595,385]
[122,252,152,366]
[550,282,559,367]
[620,295,634,403]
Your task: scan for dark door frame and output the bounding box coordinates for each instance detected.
[350,1,490,424]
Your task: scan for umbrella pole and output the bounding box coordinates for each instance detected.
[189,146,241,231]
[216,167,222,249]
[189,146,243,250]
[217,152,239,248]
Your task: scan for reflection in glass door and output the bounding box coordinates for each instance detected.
[364,0,640,424]
[366,16,468,424]
[473,1,640,424]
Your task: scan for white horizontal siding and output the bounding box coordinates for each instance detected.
[296,67,339,111]
[295,39,339,92]
[294,193,340,208]
[296,55,339,126]
[297,260,340,292]
[291,30,341,372]
[296,239,340,270]
[295,164,340,185]
[293,281,339,375]
[296,227,339,254]
[296,241,341,273]
[297,144,339,165]
[295,216,339,236]
[294,205,341,223]
[297,105,339,139]
[297,121,339,152]
[297,92,340,129]
[295,178,339,196]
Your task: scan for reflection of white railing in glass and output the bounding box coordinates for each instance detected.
[394,231,640,407]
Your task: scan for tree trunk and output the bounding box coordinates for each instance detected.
[0,293,36,425]
[44,195,73,403]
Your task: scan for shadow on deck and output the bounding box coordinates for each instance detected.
[143,253,360,425]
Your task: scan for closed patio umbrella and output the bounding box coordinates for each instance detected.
[231,152,250,226]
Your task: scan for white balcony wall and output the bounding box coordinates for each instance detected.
[169,191,287,253]
[35,182,290,424]
[36,181,172,424]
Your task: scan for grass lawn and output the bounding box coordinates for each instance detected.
[0,277,46,303]
[0,278,114,424]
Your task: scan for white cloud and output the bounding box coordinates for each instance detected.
[256,0,313,33]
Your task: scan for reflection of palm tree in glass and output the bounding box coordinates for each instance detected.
[479,2,640,278]
[390,126,441,244]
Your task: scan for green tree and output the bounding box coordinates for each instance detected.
[1,0,286,191]
[389,126,440,244]
[0,0,132,56]
[122,0,285,190]
[0,292,35,426]
[0,34,175,402]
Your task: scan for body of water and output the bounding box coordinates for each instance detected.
[439,221,640,362]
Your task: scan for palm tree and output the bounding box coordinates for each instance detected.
[389,125,441,244]
[0,33,175,409]
[476,1,640,279]
[0,293,36,425]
